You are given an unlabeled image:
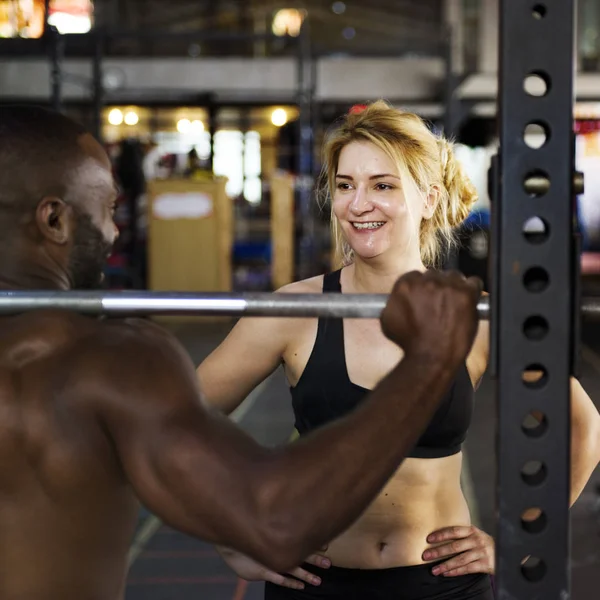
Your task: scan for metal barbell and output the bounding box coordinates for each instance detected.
[1,290,599,320]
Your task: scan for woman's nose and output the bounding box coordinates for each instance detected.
[349,186,373,214]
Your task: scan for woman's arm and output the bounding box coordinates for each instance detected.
[565,376,600,505]
[465,292,490,389]
[426,323,600,578]
[197,281,319,415]
[196,315,289,414]
[200,280,321,573]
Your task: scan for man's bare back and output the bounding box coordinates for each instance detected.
[0,312,140,599]
[0,106,481,600]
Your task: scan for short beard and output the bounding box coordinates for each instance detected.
[68,211,113,290]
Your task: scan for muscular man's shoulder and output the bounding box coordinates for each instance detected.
[90,318,181,355]
[69,318,193,400]
[11,309,93,336]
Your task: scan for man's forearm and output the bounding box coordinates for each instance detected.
[255,352,460,568]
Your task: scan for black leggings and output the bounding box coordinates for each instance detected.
[264,561,495,600]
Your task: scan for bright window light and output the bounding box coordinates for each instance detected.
[244,177,262,204]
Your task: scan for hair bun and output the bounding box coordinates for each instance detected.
[437,138,478,227]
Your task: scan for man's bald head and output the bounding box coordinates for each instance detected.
[0,106,119,290]
[0,106,90,217]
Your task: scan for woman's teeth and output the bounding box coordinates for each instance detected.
[352,222,385,230]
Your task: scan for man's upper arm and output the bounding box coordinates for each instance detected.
[87,321,275,555]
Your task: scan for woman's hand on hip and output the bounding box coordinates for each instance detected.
[218,546,330,589]
[421,525,495,576]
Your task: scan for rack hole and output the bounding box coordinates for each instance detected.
[524,122,550,149]
[523,266,549,292]
[522,365,548,389]
[521,460,547,486]
[523,216,549,244]
[524,71,551,97]
[522,410,548,438]
[521,555,547,582]
[523,315,548,340]
[532,4,547,19]
[523,170,550,197]
[521,508,547,534]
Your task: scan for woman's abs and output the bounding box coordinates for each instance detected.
[323,456,471,569]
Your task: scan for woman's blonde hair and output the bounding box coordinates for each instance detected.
[320,100,478,268]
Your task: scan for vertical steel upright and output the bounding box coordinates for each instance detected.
[296,22,315,279]
[493,1,576,598]
[92,32,104,143]
[49,27,64,113]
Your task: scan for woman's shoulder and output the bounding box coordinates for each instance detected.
[276,274,325,295]
[269,276,326,351]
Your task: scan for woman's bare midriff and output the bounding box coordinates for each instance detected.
[322,453,470,569]
[280,277,474,571]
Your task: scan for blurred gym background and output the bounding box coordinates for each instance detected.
[3,0,600,295]
[2,2,600,599]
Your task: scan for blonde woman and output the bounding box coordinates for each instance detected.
[198,101,600,599]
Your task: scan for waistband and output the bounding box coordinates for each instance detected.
[302,560,446,584]
[283,561,494,600]
[265,562,494,600]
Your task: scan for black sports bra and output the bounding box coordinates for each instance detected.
[290,270,474,459]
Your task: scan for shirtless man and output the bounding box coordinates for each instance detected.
[0,106,482,600]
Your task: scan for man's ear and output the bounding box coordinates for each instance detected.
[35,197,73,244]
